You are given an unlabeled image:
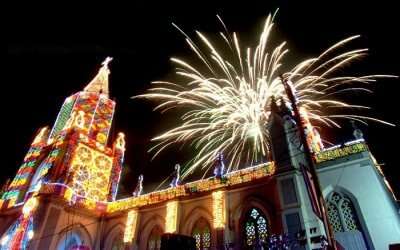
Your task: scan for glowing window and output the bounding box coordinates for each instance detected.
[191,218,211,250]
[147,226,162,250]
[243,208,269,247]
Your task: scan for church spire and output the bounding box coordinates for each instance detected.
[83,57,112,97]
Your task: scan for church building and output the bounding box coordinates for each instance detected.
[0,60,399,250]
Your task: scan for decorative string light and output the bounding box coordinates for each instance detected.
[166,201,179,233]
[123,210,138,243]
[22,197,38,217]
[212,190,225,229]
[315,142,367,163]
[115,132,126,151]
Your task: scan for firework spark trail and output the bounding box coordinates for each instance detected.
[134,13,396,179]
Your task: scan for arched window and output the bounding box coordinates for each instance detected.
[147,225,162,250]
[111,232,124,250]
[327,192,361,232]
[326,191,368,249]
[243,208,269,248]
[191,218,211,250]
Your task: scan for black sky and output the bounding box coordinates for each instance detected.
[5,1,400,197]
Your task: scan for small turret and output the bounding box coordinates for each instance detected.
[170,164,181,188]
[132,175,144,197]
[213,153,225,178]
[351,120,364,140]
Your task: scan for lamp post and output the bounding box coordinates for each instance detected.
[280,76,336,249]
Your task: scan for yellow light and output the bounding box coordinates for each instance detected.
[315,142,367,163]
[47,137,54,145]
[115,132,126,151]
[74,111,86,128]
[27,230,34,239]
[123,210,138,243]
[33,127,49,145]
[63,187,74,202]
[212,190,225,229]
[69,143,113,201]
[165,201,178,233]
[23,197,38,217]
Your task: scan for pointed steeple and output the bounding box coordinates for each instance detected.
[83,57,112,97]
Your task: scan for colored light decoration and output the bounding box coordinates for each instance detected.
[315,142,367,163]
[123,210,138,243]
[68,143,113,201]
[212,190,225,229]
[115,133,126,151]
[1,127,50,205]
[74,111,86,129]
[32,127,49,145]
[165,201,179,233]
[22,197,38,217]
[105,162,275,214]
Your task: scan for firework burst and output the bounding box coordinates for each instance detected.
[135,12,395,178]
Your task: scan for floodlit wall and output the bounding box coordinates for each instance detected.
[318,152,400,250]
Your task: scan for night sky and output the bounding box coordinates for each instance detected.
[5,1,399,198]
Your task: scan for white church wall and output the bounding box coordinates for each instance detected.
[277,172,326,250]
[318,155,400,249]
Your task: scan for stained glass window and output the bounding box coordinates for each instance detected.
[147,226,162,250]
[191,218,211,250]
[326,191,361,232]
[243,208,269,248]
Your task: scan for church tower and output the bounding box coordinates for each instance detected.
[1,58,125,209]
[268,99,400,249]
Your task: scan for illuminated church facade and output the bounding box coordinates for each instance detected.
[0,60,399,250]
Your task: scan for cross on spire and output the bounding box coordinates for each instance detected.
[102,56,113,67]
[83,57,113,97]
